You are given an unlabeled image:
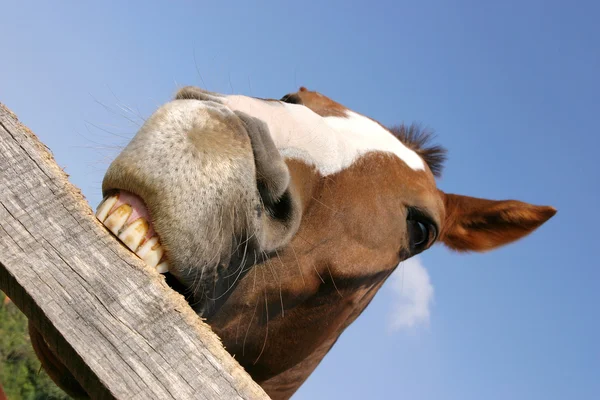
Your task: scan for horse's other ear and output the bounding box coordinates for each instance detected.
[438,191,556,252]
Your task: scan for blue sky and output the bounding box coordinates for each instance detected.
[1,1,598,399]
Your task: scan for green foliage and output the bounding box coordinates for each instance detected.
[0,291,70,400]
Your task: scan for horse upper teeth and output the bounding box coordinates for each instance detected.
[103,204,133,235]
[140,242,164,268]
[96,196,167,273]
[118,218,149,252]
[96,195,119,222]
[156,261,169,274]
[135,236,165,269]
[136,236,159,258]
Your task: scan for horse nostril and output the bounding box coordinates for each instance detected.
[264,190,293,221]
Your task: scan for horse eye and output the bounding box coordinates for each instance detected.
[411,221,428,246]
[407,208,437,254]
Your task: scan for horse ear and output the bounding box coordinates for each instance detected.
[438,191,556,252]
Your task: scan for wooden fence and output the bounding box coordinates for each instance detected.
[0,103,269,399]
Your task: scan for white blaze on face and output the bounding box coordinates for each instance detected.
[224,95,425,176]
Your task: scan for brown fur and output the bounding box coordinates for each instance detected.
[208,154,443,397]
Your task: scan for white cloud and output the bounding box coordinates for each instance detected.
[388,256,434,331]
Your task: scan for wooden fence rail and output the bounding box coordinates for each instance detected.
[0,103,269,400]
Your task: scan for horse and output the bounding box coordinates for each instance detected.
[30,86,555,399]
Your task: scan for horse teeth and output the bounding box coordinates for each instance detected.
[140,243,164,268]
[136,236,159,258]
[103,204,133,235]
[96,195,119,222]
[156,261,169,274]
[135,237,166,269]
[97,196,168,271]
[118,218,149,252]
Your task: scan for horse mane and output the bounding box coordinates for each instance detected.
[389,124,447,177]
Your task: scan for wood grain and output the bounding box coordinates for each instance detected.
[0,103,269,400]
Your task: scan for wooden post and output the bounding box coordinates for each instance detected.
[0,103,269,399]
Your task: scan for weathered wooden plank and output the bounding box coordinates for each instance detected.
[0,103,269,400]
